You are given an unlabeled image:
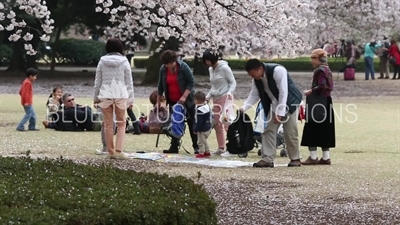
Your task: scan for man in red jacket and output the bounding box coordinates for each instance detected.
[16,68,39,131]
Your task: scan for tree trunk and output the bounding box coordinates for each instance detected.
[141,37,181,85]
[6,41,26,72]
[192,55,208,76]
[50,27,63,71]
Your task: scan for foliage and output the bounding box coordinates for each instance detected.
[52,39,106,66]
[0,156,218,225]
[0,44,12,66]
[134,57,388,73]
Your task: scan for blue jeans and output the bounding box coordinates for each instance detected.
[17,105,36,130]
[364,56,375,80]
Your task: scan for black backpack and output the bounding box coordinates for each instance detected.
[226,112,256,155]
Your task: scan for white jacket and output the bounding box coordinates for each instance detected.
[93,53,134,106]
[206,60,236,100]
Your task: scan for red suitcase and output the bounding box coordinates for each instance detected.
[344,68,355,80]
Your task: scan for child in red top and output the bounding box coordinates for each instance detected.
[16,68,39,131]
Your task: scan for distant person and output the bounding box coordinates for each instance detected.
[364,41,383,80]
[377,37,390,79]
[387,39,400,79]
[16,68,39,131]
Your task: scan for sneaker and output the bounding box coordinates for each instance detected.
[221,151,235,157]
[204,152,211,157]
[95,149,108,155]
[213,149,225,155]
[109,151,130,160]
[195,153,206,158]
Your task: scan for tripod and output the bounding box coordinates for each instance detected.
[334,42,347,81]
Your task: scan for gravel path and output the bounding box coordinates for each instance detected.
[1,71,399,99]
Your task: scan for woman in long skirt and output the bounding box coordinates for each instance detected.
[301,48,336,165]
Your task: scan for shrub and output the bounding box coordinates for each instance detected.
[0,156,217,225]
[0,44,12,66]
[134,57,387,73]
[52,39,106,66]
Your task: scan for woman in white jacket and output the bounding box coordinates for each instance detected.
[93,38,134,160]
[202,49,237,156]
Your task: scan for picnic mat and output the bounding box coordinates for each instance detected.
[123,152,287,168]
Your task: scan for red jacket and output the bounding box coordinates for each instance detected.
[388,44,400,65]
[19,78,33,105]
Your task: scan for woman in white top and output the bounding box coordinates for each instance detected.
[202,49,237,156]
[93,38,134,160]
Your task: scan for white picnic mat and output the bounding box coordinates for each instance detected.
[124,152,287,168]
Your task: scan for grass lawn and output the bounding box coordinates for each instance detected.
[1,94,399,223]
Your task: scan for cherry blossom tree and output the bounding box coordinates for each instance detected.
[95,0,316,57]
[0,0,54,56]
[308,0,400,44]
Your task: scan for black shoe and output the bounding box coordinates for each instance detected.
[194,148,199,154]
[163,149,179,154]
[131,122,141,135]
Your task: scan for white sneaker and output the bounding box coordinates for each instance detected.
[221,151,235,157]
[213,149,225,155]
[95,149,108,155]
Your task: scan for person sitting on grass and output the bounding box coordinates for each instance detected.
[42,93,101,131]
[193,91,213,158]
[45,85,63,122]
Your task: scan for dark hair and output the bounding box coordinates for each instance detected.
[245,59,263,72]
[26,68,38,77]
[105,38,125,55]
[194,91,206,102]
[390,39,397,45]
[62,93,72,102]
[46,85,63,106]
[160,50,177,64]
[370,41,376,47]
[202,49,219,65]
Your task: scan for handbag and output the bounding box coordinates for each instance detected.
[306,94,328,123]
[389,57,396,65]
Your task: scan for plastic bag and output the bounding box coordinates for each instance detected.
[219,98,235,125]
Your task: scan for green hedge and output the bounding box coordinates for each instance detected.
[52,39,106,66]
[0,44,12,66]
[0,156,217,225]
[134,57,388,73]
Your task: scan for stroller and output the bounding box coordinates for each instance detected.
[253,101,288,157]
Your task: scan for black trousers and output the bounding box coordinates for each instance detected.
[126,108,137,123]
[168,102,198,151]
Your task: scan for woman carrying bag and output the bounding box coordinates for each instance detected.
[301,49,336,165]
[202,49,236,156]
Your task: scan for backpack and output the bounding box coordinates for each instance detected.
[147,106,169,134]
[163,103,186,139]
[226,112,256,154]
